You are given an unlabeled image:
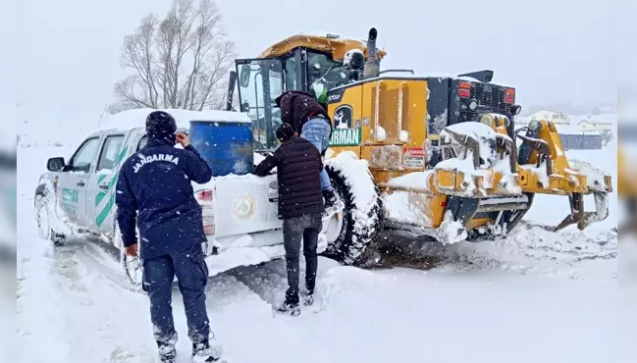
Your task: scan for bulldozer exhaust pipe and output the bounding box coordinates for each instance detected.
[363,28,380,79]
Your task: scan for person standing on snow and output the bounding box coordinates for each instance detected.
[274,90,344,215]
[254,123,324,315]
[115,111,222,363]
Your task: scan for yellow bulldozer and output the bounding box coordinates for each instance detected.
[226,27,614,265]
[619,145,637,235]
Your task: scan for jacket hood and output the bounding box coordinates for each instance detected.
[274,90,314,108]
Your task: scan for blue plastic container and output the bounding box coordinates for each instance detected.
[189,120,254,177]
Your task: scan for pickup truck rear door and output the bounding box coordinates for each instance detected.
[85,130,133,234]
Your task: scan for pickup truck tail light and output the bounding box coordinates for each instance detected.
[195,189,215,236]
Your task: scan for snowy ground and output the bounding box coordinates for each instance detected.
[17,144,618,363]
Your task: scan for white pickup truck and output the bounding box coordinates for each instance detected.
[33,108,383,290]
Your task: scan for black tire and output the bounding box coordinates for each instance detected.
[34,189,65,247]
[323,163,384,266]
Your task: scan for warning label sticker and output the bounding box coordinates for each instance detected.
[403,147,425,169]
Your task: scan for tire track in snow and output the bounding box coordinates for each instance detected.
[376,224,617,279]
[224,258,289,307]
[37,240,158,363]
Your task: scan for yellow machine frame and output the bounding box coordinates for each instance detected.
[241,30,613,238]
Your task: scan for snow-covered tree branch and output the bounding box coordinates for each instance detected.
[108,0,236,114]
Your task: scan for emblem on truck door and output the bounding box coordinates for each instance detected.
[233,194,256,221]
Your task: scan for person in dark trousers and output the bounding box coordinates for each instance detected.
[274,90,344,216]
[254,123,324,315]
[115,111,222,363]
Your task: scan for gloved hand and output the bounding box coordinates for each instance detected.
[125,243,138,257]
[175,132,190,147]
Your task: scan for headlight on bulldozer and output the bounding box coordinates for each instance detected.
[467,98,478,111]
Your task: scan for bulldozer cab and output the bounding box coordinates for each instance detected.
[229,32,380,151]
[233,51,349,150]
[234,58,284,150]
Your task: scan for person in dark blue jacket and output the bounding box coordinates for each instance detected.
[115,111,221,363]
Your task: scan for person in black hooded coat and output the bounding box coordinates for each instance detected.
[274,90,344,215]
[254,123,324,315]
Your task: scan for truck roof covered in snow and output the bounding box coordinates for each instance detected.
[97,108,251,132]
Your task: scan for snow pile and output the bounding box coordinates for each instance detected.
[437,211,468,243]
[383,191,428,227]
[521,161,550,188]
[315,266,387,308]
[325,151,377,213]
[372,126,387,141]
[36,178,79,238]
[489,157,522,194]
[427,109,448,135]
[386,171,432,190]
[98,108,251,132]
[206,245,286,276]
[569,159,611,192]
[17,244,72,363]
[399,130,409,143]
[383,122,524,236]
[325,151,382,263]
[394,122,506,192]
[440,122,499,169]
[386,153,477,195]
[298,31,368,46]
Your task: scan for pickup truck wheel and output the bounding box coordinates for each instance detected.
[35,192,64,247]
[112,222,144,292]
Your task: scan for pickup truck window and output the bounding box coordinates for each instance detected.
[67,137,100,173]
[138,136,147,151]
[96,135,125,172]
[137,129,187,151]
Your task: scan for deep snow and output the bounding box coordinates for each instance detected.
[17,142,618,363]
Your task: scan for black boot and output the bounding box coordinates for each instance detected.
[301,289,314,306]
[157,341,177,363]
[276,300,301,316]
[192,339,222,362]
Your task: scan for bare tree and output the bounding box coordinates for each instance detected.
[108,0,236,114]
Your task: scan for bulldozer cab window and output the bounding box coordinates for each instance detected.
[236,59,284,150]
[284,56,298,90]
[305,52,348,101]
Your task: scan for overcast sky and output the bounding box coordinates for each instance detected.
[5,0,616,133]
